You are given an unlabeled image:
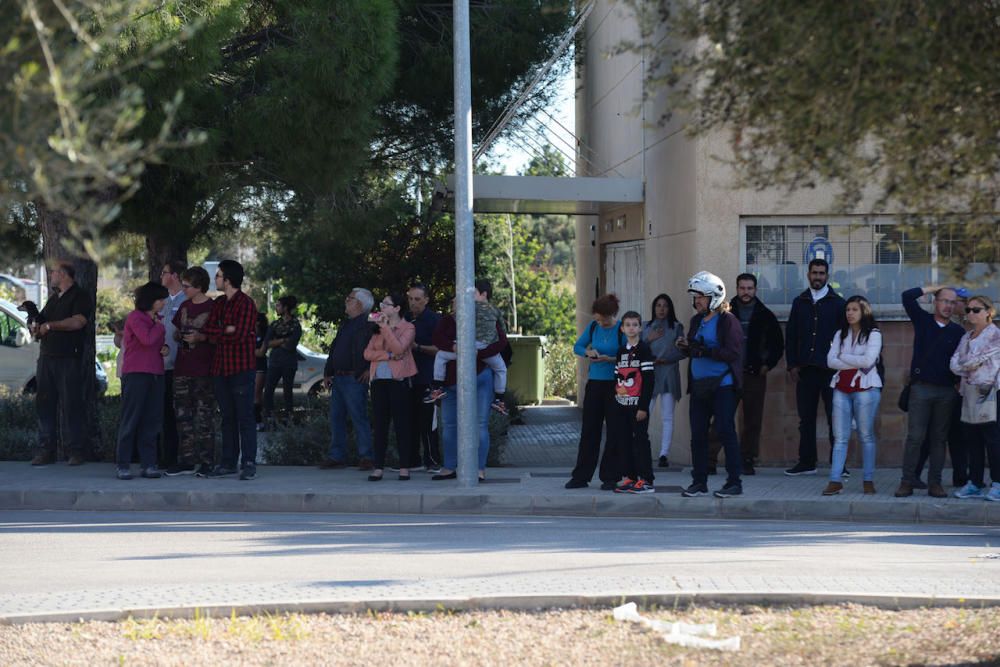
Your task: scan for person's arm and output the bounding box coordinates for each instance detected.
[826,332,852,370]
[949,340,967,377]
[785,299,800,369]
[660,323,686,364]
[572,326,591,358]
[902,286,934,325]
[129,312,165,348]
[838,331,882,369]
[201,298,226,343]
[381,322,415,356]
[637,343,655,415]
[708,314,742,364]
[224,296,256,342]
[764,311,785,371]
[282,321,302,351]
[363,333,389,362]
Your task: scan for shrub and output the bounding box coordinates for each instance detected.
[544,340,578,400]
[0,389,37,460]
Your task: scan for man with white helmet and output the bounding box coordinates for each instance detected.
[677,271,746,498]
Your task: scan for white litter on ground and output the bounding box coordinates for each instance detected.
[612,602,741,651]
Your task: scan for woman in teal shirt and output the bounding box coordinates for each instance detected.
[565,293,622,490]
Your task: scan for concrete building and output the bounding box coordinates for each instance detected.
[574,1,992,467]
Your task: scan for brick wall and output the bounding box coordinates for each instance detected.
[756,320,917,466]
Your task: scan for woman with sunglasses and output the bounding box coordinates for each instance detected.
[949,296,1000,501]
[824,296,882,495]
[363,292,417,481]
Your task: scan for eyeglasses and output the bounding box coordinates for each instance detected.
[966,307,986,314]
[381,300,396,308]
[181,283,193,290]
[160,270,173,276]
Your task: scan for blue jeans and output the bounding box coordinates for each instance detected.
[213,370,257,469]
[690,386,741,486]
[327,375,373,461]
[441,367,493,471]
[831,388,881,482]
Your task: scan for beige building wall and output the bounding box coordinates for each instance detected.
[576,1,916,467]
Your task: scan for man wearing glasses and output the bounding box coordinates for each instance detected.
[319,288,376,470]
[896,285,966,498]
[201,260,259,480]
[158,260,188,469]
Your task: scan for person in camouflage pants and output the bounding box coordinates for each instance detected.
[174,376,215,468]
[165,267,217,476]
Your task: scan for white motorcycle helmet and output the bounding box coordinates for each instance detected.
[687,271,726,311]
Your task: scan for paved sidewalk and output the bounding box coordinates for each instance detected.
[1,462,996,525]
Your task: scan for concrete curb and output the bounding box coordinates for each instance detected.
[0,487,996,525]
[4,591,999,625]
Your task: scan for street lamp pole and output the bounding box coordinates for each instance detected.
[453,0,478,488]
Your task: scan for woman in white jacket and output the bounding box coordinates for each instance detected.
[949,295,1000,501]
[824,296,882,496]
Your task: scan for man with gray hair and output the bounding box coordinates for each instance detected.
[320,288,375,470]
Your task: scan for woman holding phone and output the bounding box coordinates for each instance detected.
[565,293,622,491]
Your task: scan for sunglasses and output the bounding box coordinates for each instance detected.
[966,307,986,314]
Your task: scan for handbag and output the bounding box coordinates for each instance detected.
[898,382,911,412]
[690,371,731,401]
[960,382,998,424]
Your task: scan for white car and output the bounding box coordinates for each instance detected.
[0,298,107,396]
[293,344,329,397]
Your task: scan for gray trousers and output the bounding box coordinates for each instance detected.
[902,383,956,485]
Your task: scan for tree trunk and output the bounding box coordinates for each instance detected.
[37,202,103,460]
[146,235,190,281]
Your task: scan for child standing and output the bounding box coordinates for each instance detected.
[612,310,656,494]
[116,282,170,480]
[425,280,508,414]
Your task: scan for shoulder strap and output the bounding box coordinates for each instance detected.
[587,320,598,345]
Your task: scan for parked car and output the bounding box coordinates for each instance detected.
[294,344,328,398]
[0,298,107,396]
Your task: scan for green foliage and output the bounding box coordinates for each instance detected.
[544,340,578,400]
[475,213,575,341]
[95,288,134,334]
[262,404,345,466]
[0,388,36,460]
[0,0,199,260]
[624,0,1000,272]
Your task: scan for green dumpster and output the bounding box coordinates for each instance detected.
[505,335,546,405]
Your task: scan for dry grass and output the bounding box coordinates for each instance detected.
[0,603,998,666]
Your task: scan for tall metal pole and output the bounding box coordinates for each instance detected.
[453,0,478,488]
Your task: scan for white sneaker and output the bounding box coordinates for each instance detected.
[986,483,1000,502]
[954,481,984,499]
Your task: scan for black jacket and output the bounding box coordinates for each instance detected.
[730,297,784,375]
[785,287,847,369]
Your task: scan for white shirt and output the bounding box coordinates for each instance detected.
[810,285,830,302]
[160,289,186,371]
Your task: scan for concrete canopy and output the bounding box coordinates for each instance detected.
[440,174,644,215]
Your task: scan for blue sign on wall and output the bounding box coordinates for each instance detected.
[805,236,834,266]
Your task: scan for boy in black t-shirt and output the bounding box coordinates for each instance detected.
[612,311,656,494]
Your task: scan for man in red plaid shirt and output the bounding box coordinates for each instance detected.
[199,260,259,480]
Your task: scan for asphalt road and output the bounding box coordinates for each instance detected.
[2,511,998,620]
